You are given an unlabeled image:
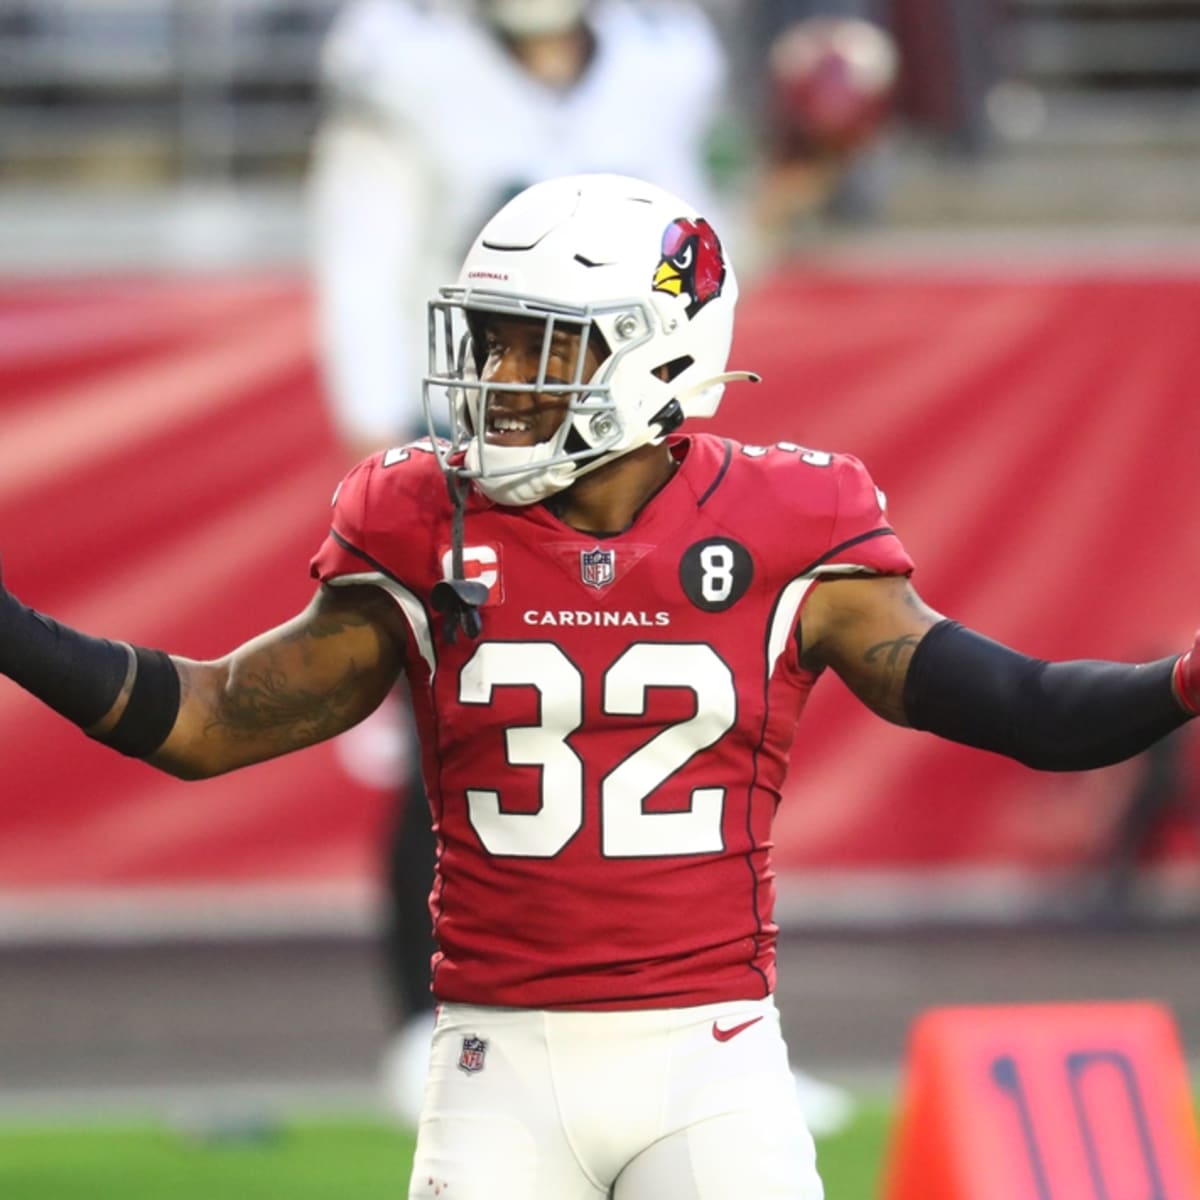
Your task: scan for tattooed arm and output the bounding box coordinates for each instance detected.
[799,575,942,725]
[146,584,406,780]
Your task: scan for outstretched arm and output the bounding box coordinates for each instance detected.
[1,572,406,780]
[150,584,405,778]
[801,574,1198,769]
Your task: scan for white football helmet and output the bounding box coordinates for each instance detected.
[479,0,588,37]
[423,173,755,507]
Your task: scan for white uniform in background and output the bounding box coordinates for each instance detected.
[308,0,727,448]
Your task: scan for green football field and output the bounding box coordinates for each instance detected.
[0,1100,896,1200]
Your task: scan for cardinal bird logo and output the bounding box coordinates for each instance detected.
[652,217,727,318]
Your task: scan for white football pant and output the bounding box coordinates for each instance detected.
[409,995,824,1199]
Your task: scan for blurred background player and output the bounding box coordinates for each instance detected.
[304,0,850,1135]
[308,0,727,466]
[748,5,901,261]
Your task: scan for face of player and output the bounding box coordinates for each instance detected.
[476,314,605,448]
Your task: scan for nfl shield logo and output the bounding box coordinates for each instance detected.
[580,546,615,589]
[457,1034,487,1075]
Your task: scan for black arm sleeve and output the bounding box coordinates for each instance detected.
[1,586,180,759]
[0,587,130,727]
[903,620,1191,771]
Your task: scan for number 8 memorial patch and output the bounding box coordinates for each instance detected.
[679,538,754,612]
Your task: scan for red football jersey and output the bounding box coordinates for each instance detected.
[311,433,913,1009]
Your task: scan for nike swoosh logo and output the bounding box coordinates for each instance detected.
[712,1016,764,1042]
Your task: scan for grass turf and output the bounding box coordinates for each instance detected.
[0,1102,896,1199]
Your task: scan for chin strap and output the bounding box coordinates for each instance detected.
[430,473,488,644]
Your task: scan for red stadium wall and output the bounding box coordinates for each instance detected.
[0,276,391,908]
[1,266,1198,916]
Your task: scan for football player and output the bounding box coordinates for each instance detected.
[305,0,834,1135]
[3,173,1197,1199]
[751,12,901,254]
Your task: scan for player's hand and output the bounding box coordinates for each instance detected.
[1173,631,1200,715]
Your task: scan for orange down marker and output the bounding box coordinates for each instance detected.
[883,1002,1200,1200]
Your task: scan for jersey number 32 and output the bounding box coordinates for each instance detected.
[459,641,735,859]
